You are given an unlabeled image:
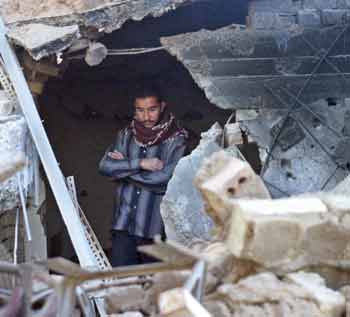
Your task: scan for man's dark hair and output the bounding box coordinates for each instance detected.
[133,84,163,103]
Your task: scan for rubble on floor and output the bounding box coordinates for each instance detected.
[2,145,350,317]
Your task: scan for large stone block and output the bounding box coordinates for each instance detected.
[218,193,350,273]
[195,151,350,272]
[160,123,222,245]
[224,196,329,268]
[159,271,346,317]
[217,272,345,317]
[195,150,270,227]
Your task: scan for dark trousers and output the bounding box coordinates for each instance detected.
[111,230,156,267]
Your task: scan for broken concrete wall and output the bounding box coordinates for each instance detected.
[161,0,350,197]
[240,100,350,197]
[0,115,31,212]
[161,24,350,110]
[160,123,221,245]
[0,86,46,262]
[1,0,193,25]
[2,0,198,60]
[0,113,33,262]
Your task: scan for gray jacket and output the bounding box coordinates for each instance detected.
[99,127,186,238]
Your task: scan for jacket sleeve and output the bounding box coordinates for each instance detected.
[127,136,186,186]
[98,130,141,179]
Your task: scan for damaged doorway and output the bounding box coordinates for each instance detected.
[38,0,248,260]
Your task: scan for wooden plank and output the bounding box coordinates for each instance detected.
[22,53,59,77]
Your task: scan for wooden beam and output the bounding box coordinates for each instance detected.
[22,53,59,78]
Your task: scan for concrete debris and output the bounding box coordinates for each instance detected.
[0,90,14,116]
[332,174,350,195]
[0,115,33,213]
[195,150,270,227]
[3,1,350,317]
[7,23,80,60]
[196,150,350,274]
[84,42,108,66]
[161,123,244,245]
[160,123,221,245]
[158,271,346,317]
[0,0,109,22]
[235,109,259,122]
[105,285,145,313]
[160,0,350,199]
[285,272,345,316]
[3,0,193,27]
[3,0,195,60]
[223,123,244,147]
[144,271,190,309]
[217,272,345,317]
[161,24,350,110]
[0,152,26,183]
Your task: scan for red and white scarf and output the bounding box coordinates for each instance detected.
[131,108,187,147]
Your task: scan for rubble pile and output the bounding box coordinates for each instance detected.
[100,149,350,316]
[1,147,347,317]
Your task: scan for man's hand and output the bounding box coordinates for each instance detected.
[140,158,164,171]
[108,151,124,160]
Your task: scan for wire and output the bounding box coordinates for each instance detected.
[68,46,165,60]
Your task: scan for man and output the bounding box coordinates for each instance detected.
[99,86,187,267]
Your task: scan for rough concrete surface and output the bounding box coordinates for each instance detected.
[8,24,80,60]
[1,0,197,61]
[0,0,110,23]
[160,123,221,245]
[0,116,31,212]
[196,150,350,276]
[240,100,350,197]
[217,272,345,317]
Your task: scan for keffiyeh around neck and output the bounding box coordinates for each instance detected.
[131,107,187,147]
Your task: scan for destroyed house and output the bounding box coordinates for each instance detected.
[1,0,350,315]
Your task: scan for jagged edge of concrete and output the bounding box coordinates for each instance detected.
[6,0,196,60]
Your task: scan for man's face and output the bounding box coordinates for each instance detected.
[134,96,164,128]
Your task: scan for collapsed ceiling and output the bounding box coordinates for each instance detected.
[161,0,350,197]
[2,0,196,60]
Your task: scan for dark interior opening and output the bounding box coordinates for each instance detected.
[39,0,248,260]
